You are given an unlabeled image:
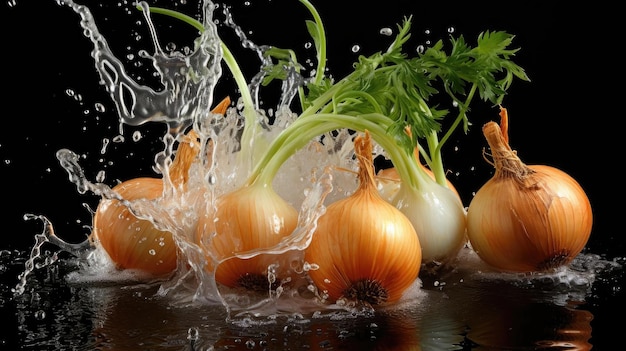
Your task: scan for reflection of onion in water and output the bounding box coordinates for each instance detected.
[467,299,592,350]
[428,251,594,350]
[308,312,421,351]
[90,284,226,350]
[212,311,421,350]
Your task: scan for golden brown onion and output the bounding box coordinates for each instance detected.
[195,184,299,291]
[466,108,593,272]
[305,131,421,305]
[93,177,177,275]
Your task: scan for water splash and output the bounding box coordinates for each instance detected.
[14,0,363,321]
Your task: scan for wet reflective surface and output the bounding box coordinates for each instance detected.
[2,247,623,350]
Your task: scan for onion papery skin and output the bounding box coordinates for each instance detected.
[467,164,593,272]
[305,133,422,305]
[93,178,178,276]
[195,184,299,291]
[466,122,593,272]
[391,181,467,264]
[305,190,422,304]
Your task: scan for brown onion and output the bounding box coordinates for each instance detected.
[305,131,421,305]
[466,108,593,272]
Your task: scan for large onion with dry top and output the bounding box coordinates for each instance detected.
[305,131,421,306]
[466,107,593,272]
[91,97,231,276]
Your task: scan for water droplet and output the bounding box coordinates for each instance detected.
[96,170,106,182]
[448,26,455,33]
[149,249,156,256]
[132,130,142,142]
[207,173,216,185]
[351,44,360,53]
[187,327,199,341]
[101,138,110,154]
[304,41,312,49]
[379,27,393,36]
[416,45,425,54]
[34,310,46,320]
[94,102,106,113]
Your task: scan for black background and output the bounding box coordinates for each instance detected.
[2,0,622,258]
[1,0,624,350]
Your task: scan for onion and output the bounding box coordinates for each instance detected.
[305,131,421,305]
[466,107,593,272]
[93,177,178,275]
[195,184,299,291]
[376,133,467,265]
[91,97,231,276]
[391,179,467,266]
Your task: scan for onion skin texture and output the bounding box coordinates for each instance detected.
[466,120,593,272]
[305,132,422,305]
[93,178,178,276]
[195,184,299,290]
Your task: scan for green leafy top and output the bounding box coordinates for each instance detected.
[258,9,529,187]
[142,0,529,191]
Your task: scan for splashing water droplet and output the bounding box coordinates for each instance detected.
[351,44,360,53]
[94,102,106,113]
[100,138,109,154]
[96,170,106,182]
[379,27,393,36]
[187,327,199,341]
